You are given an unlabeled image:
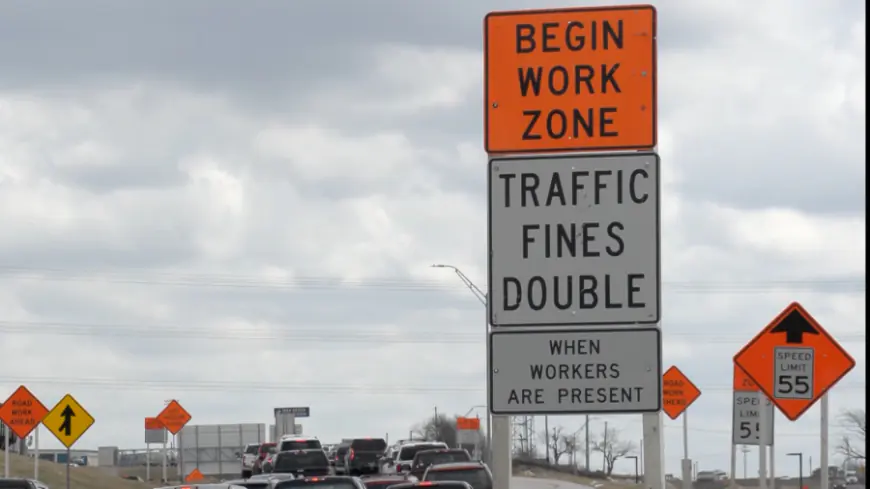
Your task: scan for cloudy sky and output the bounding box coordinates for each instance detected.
[0,0,865,479]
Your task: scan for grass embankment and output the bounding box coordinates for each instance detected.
[0,452,153,489]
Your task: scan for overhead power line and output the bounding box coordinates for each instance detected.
[0,377,863,394]
[0,320,865,344]
[0,265,864,294]
[597,419,858,438]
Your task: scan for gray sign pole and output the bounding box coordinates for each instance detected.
[65,447,70,489]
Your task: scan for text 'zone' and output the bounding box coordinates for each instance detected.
[514,21,628,141]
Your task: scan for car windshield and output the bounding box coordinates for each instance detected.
[415,451,471,466]
[275,451,329,471]
[0,482,32,489]
[245,445,261,454]
[262,445,278,454]
[362,480,406,489]
[281,440,323,451]
[399,445,445,460]
[274,481,358,489]
[336,446,350,456]
[426,468,492,489]
[351,439,387,452]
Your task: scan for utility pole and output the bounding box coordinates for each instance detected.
[544,416,550,464]
[585,415,591,471]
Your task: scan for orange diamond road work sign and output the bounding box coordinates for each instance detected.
[484,5,657,154]
[734,302,856,422]
[0,386,49,439]
[456,417,481,430]
[156,400,192,435]
[185,468,205,482]
[733,363,761,392]
[661,366,702,420]
[145,417,164,430]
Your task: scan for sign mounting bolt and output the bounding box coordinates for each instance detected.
[492,102,499,108]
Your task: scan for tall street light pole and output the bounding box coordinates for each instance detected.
[464,405,487,417]
[627,455,639,483]
[430,264,491,464]
[787,452,803,489]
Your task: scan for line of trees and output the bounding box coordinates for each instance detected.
[537,425,635,475]
[409,414,634,476]
[837,408,865,463]
[411,406,865,476]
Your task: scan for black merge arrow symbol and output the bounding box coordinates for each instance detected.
[59,405,75,436]
[771,309,819,344]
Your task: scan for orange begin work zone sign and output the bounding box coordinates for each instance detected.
[484,5,657,154]
[145,417,164,430]
[733,364,760,392]
[456,417,481,430]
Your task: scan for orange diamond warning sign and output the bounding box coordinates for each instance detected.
[0,386,49,439]
[662,366,702,420]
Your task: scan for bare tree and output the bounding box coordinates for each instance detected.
[562,434,581,467]
[837,409,866,461]
[540,426,571,465]
[592,426,636,475]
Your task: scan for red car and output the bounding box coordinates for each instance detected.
[253,442,277,475]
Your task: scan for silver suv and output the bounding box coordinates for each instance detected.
[381,441,448,474]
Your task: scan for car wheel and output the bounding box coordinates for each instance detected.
[242,469,252,478]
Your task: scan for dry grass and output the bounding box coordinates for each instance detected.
[116,465,181,483]
[512,464,685,489]
[0,452,154,489]
[513,464,643,489]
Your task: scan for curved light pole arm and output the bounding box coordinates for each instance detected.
[431,264,487,307]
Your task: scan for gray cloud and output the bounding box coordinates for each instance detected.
[0,0,768,92]
[0,0,864,475]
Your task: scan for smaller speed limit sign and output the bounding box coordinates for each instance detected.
[732,391,774,446]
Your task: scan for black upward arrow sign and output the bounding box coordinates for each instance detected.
[771,309,819,344]
[59,405,76,436]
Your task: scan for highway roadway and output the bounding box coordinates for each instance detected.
[513,477,594,489]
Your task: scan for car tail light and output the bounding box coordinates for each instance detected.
[349,449,355,460]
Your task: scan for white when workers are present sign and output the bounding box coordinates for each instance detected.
[489,328,662,415]
[487,152,660,327]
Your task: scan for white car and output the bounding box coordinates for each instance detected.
[277,435,322,452]
[239,442,261,478]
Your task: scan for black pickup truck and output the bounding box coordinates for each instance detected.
[272,449,332,478]
[345,438,388,476]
